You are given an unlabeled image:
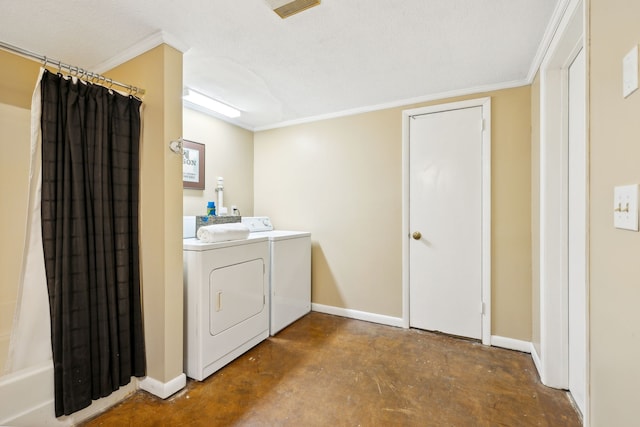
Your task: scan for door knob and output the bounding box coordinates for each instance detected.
[412,231,422,240]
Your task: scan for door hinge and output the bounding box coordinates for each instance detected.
[481,302,486,315]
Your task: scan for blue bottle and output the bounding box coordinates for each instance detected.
[207,201,216,216]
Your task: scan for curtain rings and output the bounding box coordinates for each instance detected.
[57,60,62,75]
[43,56,48,69]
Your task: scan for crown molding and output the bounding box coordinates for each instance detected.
[91,30,190,74]
[255,78,529,131]
[526,0,572,83]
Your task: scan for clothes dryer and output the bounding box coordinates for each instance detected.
[183,236,270,381]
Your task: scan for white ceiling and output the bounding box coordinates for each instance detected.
[1,0,560,130]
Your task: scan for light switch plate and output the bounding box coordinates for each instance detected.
[614,184,639,231]
[623,45,639,98]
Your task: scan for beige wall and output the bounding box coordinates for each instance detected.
[255,86,532,340]
[589,0,640,424]
[0,50,40,109]
[255,110,403,316]
[105,44,184,383]
[183,108,254,217]
[490,87,532,340]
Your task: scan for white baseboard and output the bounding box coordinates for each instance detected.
[311,303,404,328]
[139,373,186,399]
[530,343,543,380]
[310,306,535,355]
[490,335,532,353]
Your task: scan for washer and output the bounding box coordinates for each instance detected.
[183,236,270,381]
[243,217,311,335]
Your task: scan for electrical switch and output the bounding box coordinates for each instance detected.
[614,184,639,231]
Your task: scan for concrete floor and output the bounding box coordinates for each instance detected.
[82,312,581,426]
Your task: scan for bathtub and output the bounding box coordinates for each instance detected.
[0,360,136,426]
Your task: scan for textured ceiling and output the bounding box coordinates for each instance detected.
[0,0,559,129]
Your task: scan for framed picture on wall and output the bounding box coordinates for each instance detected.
[182,140,205,189]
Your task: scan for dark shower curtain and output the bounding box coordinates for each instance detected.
[39,69,146,417]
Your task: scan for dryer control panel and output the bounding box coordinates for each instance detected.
[241,216,274,232]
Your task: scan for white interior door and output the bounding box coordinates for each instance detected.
[568,47,587,416]
[409,105,484,340]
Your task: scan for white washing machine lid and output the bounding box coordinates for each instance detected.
[243,217,310,241]
[261,230,311,241]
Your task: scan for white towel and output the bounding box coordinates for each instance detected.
[196,223,251,243]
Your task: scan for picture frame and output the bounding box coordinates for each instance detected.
[182,140,205,190]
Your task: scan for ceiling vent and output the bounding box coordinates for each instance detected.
[265,0,320,19]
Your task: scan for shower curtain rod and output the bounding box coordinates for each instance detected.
[0,40,145,96]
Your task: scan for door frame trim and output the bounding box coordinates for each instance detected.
[401,97,492,345]
[537,0,588,422]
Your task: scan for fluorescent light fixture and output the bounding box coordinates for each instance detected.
[183,88,241,118]
[265,0,320,18]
